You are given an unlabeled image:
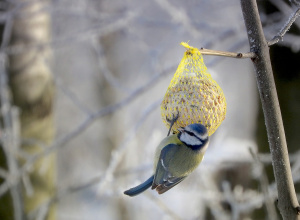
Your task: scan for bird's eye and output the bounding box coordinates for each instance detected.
[185,130,195,137]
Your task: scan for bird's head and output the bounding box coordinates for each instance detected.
[177,123,209,151]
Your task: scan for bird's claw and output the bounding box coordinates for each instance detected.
[166,111,180,136]
[166,112,179,124]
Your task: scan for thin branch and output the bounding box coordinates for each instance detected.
[55,79,93,115]
[268,7,300,46]
[92,41,132,93]
[145,191,183,220]
[96,99,161,195]
[0,57,23,219]
[28,98,160,219]
[5,11,138,55]
[0,167,8,179]
[290,0,300,7]
[240,0,300,219]
[0,65,174,197]
[222,181,241,220]
[199,48,256,59]
[206,39,249,66]
[21,174,33,197]
[154,0,200,38]
[28,165,153,219]
[20,65,173,174]
[0,181,9,197]
[250,148,279,220]
[200,175,231,220]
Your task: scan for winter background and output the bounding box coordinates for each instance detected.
[1,0,300,220]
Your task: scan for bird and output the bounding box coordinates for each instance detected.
[124,123,209,196]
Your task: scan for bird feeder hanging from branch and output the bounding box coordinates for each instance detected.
[161,42,227,136]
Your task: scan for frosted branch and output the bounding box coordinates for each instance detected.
[268,7,300,46]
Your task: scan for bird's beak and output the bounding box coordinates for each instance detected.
[177,127,185,133]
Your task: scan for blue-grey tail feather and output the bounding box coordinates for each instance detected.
[124,175,154,197]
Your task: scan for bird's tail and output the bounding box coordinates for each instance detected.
[124,175,154,197]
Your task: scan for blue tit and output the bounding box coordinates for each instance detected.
[124,123,209,196]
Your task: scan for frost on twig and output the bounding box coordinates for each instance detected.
[268,7,300,46]
[0,56,23,220]
[250,148,278,220]
[96,100,160,195]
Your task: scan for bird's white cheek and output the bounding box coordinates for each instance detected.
[180,133,202,146]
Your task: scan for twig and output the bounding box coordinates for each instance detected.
[5,11,138,55]
[28,65,173,166]
[269,0,300,34]
[0,181,9,197]
[28,97,160,218]
[240,0,300,219]
[28,165,153,219]
[0,65,177,197]
[55,79,93,115]
[200,174,231,220]
[93,41,132,93]
[96,99,161,195]
[222,181,240,220]
[290,0,300,7]
[22,173,34,197]
[206,39,249,66]
[0,13,13,51]
[0,167,8,179]
[0,56,23,219]
[145,191,183,220]
[199,48,256,59]
[268,7,300,46]
[154,0,200,38]
[250,148,279,220]
[222,181,267,220]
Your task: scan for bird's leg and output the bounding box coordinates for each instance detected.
[166,111,179,136]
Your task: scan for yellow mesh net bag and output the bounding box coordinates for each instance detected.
[160,42,226,136]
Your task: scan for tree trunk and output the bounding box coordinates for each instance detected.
[8,1,56,219]
[240,0,300,219]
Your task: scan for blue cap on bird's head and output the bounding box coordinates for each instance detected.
[187,123,208,136]
[178,123,208,139]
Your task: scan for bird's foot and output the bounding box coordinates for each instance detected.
[166,112,179,136]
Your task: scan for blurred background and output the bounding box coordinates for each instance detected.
[0,0,299,219]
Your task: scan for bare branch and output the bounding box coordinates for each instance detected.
[92,41,132,93]
[250,148,279,220]
[145,191,183,220]
[55,79,93,115]
[268,7,300,46]
[240,0,300,219]
[27,98,161,219]
[0,63,170,196]
[0,57,23,219]
[154,0,200,38]
[0,65,174,195]
[0,167,8,179]
[5,11,138,55]
[0,181,9,197]
[96,99,161,195]
[199,48,256,59]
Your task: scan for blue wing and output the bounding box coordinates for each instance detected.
[151,144,187,194]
